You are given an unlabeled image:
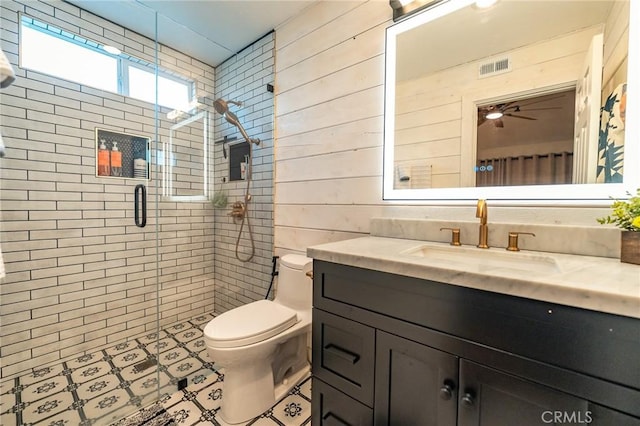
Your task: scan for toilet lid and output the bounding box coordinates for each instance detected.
[204,300,298,348]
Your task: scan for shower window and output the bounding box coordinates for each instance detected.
[127,65,191,111]
[19,15,193,110]
[20,18,118,92]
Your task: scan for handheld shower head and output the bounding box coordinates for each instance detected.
[213,98,260,146]
[222,110,241,128]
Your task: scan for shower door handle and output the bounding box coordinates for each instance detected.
[134,184,147,228]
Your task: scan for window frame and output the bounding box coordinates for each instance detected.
[19,13,194,110]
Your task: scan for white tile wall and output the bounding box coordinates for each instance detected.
[0,0,220,379]
[212,33,276,314]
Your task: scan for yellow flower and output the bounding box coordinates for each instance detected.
[632,216,640,230]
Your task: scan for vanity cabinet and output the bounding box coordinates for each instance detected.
[311,260,640,425]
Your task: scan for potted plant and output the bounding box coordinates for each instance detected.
[597,188,640,264]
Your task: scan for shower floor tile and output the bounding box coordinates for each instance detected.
[20,390,75,424]
[0,315,220,425]
[111,348,149,368]
[20,375,69,404]
[71,361,113,384]
[0,313,312,426]
[76,373,121,401]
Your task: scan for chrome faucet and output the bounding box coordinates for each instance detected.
[476,199,489,249]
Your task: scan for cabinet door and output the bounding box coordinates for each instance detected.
[374,331,458,426]
[589,404,640,426]
[312,378,373,426]
[458,360,590,426]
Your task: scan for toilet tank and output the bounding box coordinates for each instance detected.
[274,254,313,311]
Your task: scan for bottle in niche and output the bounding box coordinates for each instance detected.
[110,141,122,177]
[240,154,249,180]
[240,161,247,180]
[97,139,110,176]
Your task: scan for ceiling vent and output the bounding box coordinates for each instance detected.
[478,57,511,78]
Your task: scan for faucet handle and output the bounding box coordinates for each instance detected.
[506,232,536,251]
[440,227,461,246]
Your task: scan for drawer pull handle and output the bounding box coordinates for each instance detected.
[324,344,360,364]
[323,412,350,425]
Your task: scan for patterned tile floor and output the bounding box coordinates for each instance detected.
[0,313,311,426]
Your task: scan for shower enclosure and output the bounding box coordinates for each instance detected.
[0,1,218,424]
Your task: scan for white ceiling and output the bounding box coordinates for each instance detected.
[396,0,615,81]
[67,0,317,67]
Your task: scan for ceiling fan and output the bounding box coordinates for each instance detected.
[477,95,564,128]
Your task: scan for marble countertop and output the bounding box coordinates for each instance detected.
[307,236,640,319]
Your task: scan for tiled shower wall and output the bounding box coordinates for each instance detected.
[0,0,217,379]
[212,33,276,314]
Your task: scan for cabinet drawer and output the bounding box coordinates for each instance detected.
[312,378,373,426]
[313,308,375,406]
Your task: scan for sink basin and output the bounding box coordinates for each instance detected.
[402,244,561,275]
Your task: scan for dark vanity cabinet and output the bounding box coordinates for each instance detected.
[311,261,640,426]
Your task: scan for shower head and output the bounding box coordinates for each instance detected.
[213,98,242,115]
[213,98,260,146]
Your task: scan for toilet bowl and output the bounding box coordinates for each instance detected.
[203,254,313,424]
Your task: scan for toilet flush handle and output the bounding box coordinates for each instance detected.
[305,271,313,280]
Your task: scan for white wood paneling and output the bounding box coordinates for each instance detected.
[395,138,460,162]
[601,0,629,94]
[274,227,366,256]
[277,85,384,138]
[275,1,362,51]
[276,0,388,72]
[277,21,386,94]
[277,55,384,116]
[276,116,382,161]
[276,176,382,205]
[275,204,386,233]
[276,147,381,183]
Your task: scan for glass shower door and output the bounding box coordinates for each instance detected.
[0,2,164,424]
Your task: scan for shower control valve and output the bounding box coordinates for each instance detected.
[229,202,246,219]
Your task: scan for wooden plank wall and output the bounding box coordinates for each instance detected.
[273,0,612,256]
[274,1,389,255]
[602,0,629,95]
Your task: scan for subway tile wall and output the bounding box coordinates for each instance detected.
[0,0,220,379]
[212,33,276,314]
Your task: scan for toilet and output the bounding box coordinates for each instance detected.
[203,254,313,424]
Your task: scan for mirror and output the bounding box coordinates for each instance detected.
[383,0,639,203]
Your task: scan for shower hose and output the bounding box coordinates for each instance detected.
[234,145,256,262]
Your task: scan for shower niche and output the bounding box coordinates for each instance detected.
[95,128,150,180]
[229,141,250,182]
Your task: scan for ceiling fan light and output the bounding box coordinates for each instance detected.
[486,111,503,119]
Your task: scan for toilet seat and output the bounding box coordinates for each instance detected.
[204,300,298,348]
